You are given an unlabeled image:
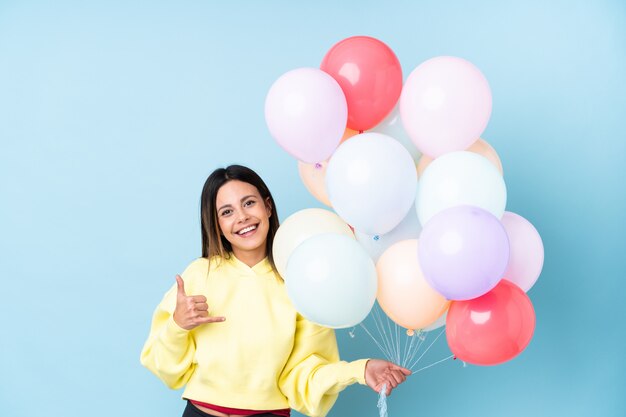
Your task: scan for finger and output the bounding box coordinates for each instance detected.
[389,370,405,385]
[194,303,209,311]
[195,310,209,318]
[175,275,186,297]
[386,377,399,389]
[190,295,207,303]
[195,316,226,325]
[391,364,412,376]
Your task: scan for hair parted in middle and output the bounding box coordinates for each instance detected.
[200,164,280,275]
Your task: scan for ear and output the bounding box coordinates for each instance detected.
[265,197,272,218]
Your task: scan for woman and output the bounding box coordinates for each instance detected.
[141,165,410,417]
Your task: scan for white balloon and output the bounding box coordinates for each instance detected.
[355,202,422,263]
[422,310,447,332]
[326,132,418,235]
[285,234,377,329]
[416,151,506,225]
[369,104,422,163]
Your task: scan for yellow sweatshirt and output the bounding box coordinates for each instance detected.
[140,255,368,417]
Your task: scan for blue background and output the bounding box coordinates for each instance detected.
[1,1,624,416]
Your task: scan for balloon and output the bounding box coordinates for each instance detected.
[297,160,332,207]
[355,202,422,263]
[422,310,447,332]
[273,208,354,279]
[377,240,450,330]
[297,128,359,206]
[501,212,544,292]
[286,234,377,328]
[446,280,535,366]
[340,127,359,143]
[416,151,507,225]
[418,205,510,300]
[417,138,503,177]
[326,132,418,235]
[369,104,422,163]
[400,56,492,158]
[321,36,402,131]
[265,68,347,163]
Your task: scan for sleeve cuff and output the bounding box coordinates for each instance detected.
[337,358,369,385]
[162,315,190,340]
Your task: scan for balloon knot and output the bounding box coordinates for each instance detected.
[373,235,380,241]
[358,130,364,134]
[314,163,322,169]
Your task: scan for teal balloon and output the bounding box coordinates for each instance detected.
[285,234,377,328]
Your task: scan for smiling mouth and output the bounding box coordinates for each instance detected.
[236,224,258,236]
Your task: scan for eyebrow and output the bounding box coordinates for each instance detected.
[217,195,257,212]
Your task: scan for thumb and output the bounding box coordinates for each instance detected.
[175,275,186,297]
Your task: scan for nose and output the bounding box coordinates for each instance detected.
[237,210,250,223]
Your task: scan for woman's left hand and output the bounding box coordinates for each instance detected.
[364,359,412,396]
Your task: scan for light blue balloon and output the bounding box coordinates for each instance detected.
[326,132,418,235]
[355,202,423,263]
[285,234,377,329]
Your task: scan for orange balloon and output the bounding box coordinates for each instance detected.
[298,159,331,206]
[298,128,358,206]
[417,138,504,177]
[341,128,359,143]
[376,239,449,330]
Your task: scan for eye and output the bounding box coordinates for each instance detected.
[220,209,232,216]
[244,199,256,207]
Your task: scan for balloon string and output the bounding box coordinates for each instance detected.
[407,328,445,371]
[371,304,389,358]
[402,330,422,368]
[359,323,394,359]
[377,383,388,417]
[372,304,395,361]
[411,355,454,374]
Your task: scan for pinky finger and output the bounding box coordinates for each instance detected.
[198,316,226,324]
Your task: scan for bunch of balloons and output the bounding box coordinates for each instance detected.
[265,36,544,366]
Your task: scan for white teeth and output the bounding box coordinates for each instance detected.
[237,225,257,235]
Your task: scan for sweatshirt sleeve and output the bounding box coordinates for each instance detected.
[139,259,206,389]
[278,313,369,417]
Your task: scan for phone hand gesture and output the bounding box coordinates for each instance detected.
[173,275,225,330]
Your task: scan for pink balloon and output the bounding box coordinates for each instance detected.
[501,212,544,292]
[400,56,492,158]
[265,68,347,163]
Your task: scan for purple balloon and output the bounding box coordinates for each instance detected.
[418,205,509,300]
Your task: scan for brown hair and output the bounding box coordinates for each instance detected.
[200,165,280,273]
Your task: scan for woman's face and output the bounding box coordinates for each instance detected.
[215,180,272,259]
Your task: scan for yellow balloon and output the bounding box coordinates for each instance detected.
[376,239,449,330]
[273,208,354,279]
[417,137,504,177]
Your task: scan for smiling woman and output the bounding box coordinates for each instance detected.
[140,165,411,417]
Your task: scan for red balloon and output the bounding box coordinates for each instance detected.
[321,36,402,131]
[446,280,535,366]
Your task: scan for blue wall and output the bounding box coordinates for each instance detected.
[1,1,624,416]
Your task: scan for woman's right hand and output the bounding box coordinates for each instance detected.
[173,275,226,330]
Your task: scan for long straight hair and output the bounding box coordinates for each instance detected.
[200,165,280,274]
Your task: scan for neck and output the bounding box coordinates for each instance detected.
[232,247,267,268]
